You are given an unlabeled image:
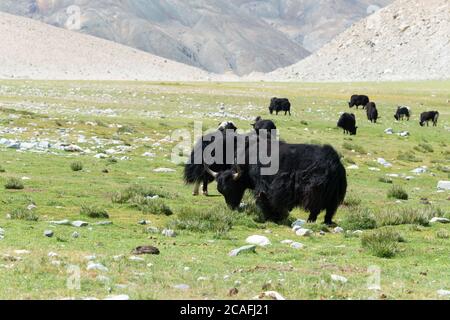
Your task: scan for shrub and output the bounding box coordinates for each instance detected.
[397,151,422,163]
[70,161,83,172]
[361,228,403,258]
[117,125,134,134]
[387,185,408,200]
[377,207,438,227]
[112,184,169,204]
[9,207,39,221]
[378,177,393,184]
[80,205,109,219]
[0,165,5,173]
[341,207,377,230]
[414,143,434,153]
[5,177,24,190]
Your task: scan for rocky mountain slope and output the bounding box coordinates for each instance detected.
[0,12,216,81]
[0,0,393,75]
[268,0,450,81]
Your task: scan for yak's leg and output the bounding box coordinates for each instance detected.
[307,210,320,223]
[324,205,338,226]
[192,181,200,196]
[202,176,209,196]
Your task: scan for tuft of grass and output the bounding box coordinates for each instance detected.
[342,195,362,208]
[9,207,39,221]
[0,165,5,173]
[343,142,366,154]
[437,165,450,173]
[414,143,434,153]
[387,185,408,200]
[130,197,173,216]
[70,161,83,172]
[112,184,169,204]
[378,177,393,184]
[117,125,134,134]
[341,207,377,230]
[80,205,110,219]
[437,229,449,239]
[361,228,404,258]
[170,205,234,237]
[377,207,440,227]
[397,151,422,163]
[5,177,24,190]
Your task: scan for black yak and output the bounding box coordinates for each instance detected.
[366,102,378,123]
[394,106,411,121]
[252,116,277,137]
[349,95,370,109]
[420,111,439,127]
[337,113,357,135]
[205,139,347,226]
[269,98,291,116]
[184,121,237,196]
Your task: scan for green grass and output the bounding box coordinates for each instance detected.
[8,207,39,221]
[80,205,110,219]
[70,161,84,172]
[4,177,24,190]
[387,185,409,200]
[0,80,449,300]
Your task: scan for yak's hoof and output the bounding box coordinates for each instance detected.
[192,192,199,196]
[202,191,209,196]
[325,221,337,228]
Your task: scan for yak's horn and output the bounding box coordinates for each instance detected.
[204,164,219,178]
[232,166,242,181]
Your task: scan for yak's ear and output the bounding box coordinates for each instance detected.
[232,165,242,181]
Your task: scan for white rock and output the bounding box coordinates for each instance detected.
[162,229,176,237]
[384,128,394,135]
[104,295,129,300]
[72,221,89,228]
[296,228,313,237]
[291,219,306,228]
[246,235,271,247]
[173,284,190,291]
[129,256,145,262]
[14,250,30,255]
[50,219,71,225]
[87,262,108,272]
[197,276,209,281]
[437,289,450,297]
[290,242,305,249]
[253,291,285,300]
[142,152,156,157]
[281,240,293,244]
[377,158,392,167]
[333,227,345,234]
[72,232,80,238]
[411,167,427,174]
[153,168,176,173]
[437,181,450,191]
[430,217,450,224]
[229,245,257,257]
[347,165,359,170]
[368,167,381,171]
[331,274,348,283]
[44,230,54,237]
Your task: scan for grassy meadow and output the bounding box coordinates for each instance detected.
[0,80,449,300]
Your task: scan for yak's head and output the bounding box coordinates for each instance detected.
[419,121,425,127]
[348,102,353,108]
[205,165,246,210]
[394,114,400,121]
[350,126,358,135]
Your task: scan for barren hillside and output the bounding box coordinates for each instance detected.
[268,0,450,82]
[0,12,217,81]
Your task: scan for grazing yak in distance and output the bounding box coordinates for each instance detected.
[420,111,440,127]
[184,121,237,196]
[366,102,378,123]
[205,140,347,226]
[252,116,277,136]
[269,98,291,116]
[337,113,357,135]
[395,106,411,121]
[349,95,370,109]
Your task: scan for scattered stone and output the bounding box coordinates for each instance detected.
[411,167,427,174]
[44,230,54,238]
[353,230,364,236]
[162,229,176,237]
[333,227,345,234]
[129,256,145,262]
[48,252,58,258]
[14,250,30,255]
[197,276,209,281]
[347,165,359,170]
[72,221,89,228]
[291,219,306,228]
[229,245,257,257]
[138,220,150,225]
[281,240,293,245]
[142,152,156,158]
[104,295,130,300]
[96,275,110,283]
[50,219,71,226]
[368,167,381,172]
[331,274,348,283]
[132,246,160,255]
[290,242,305,249]
[253,291,285,300]
[153,168,176,173]
[85,255,97,261]
[147,226,160,234]
[377,158,392,168]
[72,232,80,238]
[64,144,83,152]
[295,228,313,237]
[173,284,190,291]
[384,128,394,135]
[398,131,410,137]
[246,235,271,247]
[430,217,450,224]
[437,289,450,297]
[87,262,108,272]
[437,181,450,191]
[94,221,113,226]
